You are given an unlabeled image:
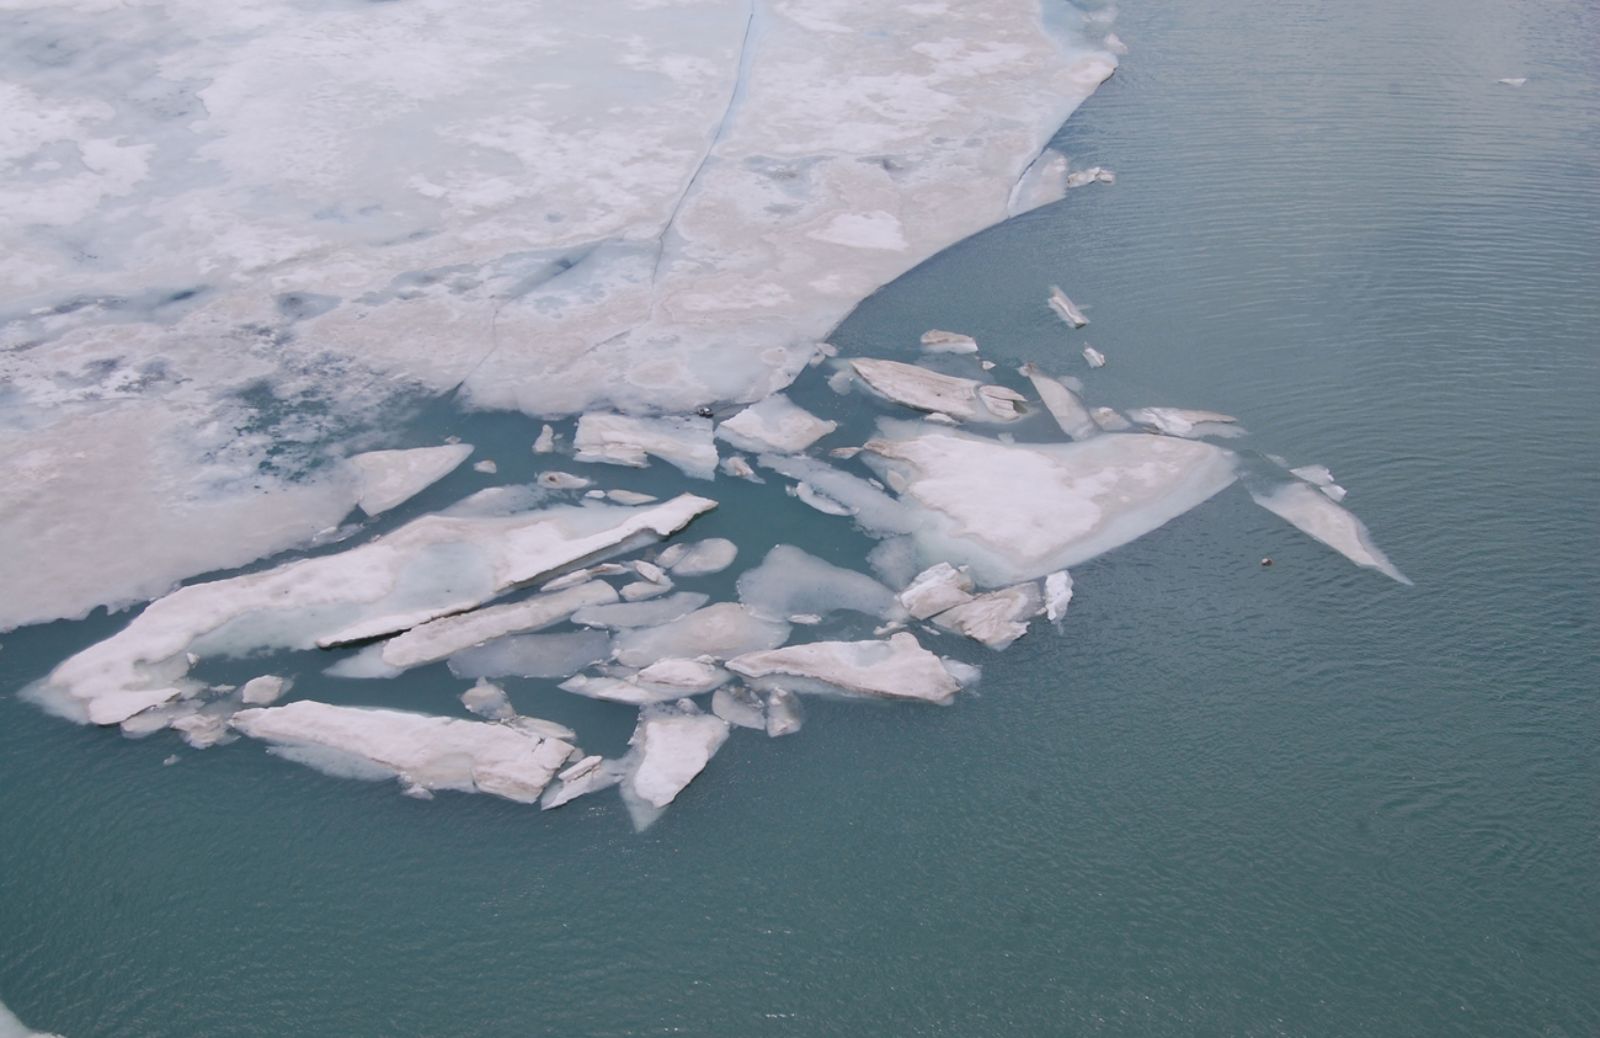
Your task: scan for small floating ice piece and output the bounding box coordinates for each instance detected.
[792,482,855,517]
[382,580,617,670]
[850,358,1024,423]
[667,538,739,577]
[1126,407,1241,439]
[231,701,575,804]
[1249,482,1410,584]
[1009,148,1070,214]
[460,679,514,720]
[620,700,730,829]
[1105,31,1129,54]
[541,755,622,810]
[933,583,1042,650]
[830,447,862,460]
[1044,571,1074,624]
[759,455,912,534]
[633,560,668,584]
[1082,345,1106,368]
[538,471,592,490]
[171,706,239,749]
[239,674,290,706]
[620,578,673,601]
[1048,286,1089,328]
[574,414,718,479]
[1289,464,1348,501]
[1021,363,1098,440]
[614,604,791,667]
[737,545,900,622]
[532,425,557,454]
[606,490,657,506]
[712,685,766,730]
[898,563,976,620]
[349,444,474,516]
[721,455,762,482]
[571,592,709,629]
[765,689,803,737]
[557,673,685,706]
[715,395,838,454]
[1090,406,1131,431]
[448,629,613,680]
[919,330,980,354]
[1497,77,1527,87]
[1064,166,1117,188]
[636,658,728,695]
[728,632,967,705]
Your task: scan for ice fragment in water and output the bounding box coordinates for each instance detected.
[448,630,612,680]
[1091,406,1131,431]
[728,632,967,705]
[620,700,730,830]
[898,563,976,620]
[1497,77,1527,87]
[1044,571,1074,624]
[541,755,622,810]
[614,604,791,667]
[633,560,668,584]
[1127,407,1241,439]
[538,472,592,490]
[1289,464,1348,501]
[1009,149,1071,214]
[715,395,838,454]
[1021,363,1098,440]
[606,490,657,506]
[668,538,739,577]
[635,658,729,695]
[574,415,718,479]
[764,689,803,737]
[736,545,900,622]
[239,674,290,706]
[231,702,575,804]
[849,359,1024,423]
[1048,286,1089,328]
[1249,482,1410,584]
[473,460,498,475]
[532,426,557,454]
[919,330,980,354]
[1082,345,1106,368]
[792,482,855,517]
[720,455,762,482]
[620,578,673,601]
[932,583,1043,650]
[557,672,685,706]
[348,445,474,516]
[381,580,617,670]
[1064,166,1116,188]
[712,685,767,730]
[460,679,514,720]
[571,592,710,629]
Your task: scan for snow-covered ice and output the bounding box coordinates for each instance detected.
[613,604,791,668]
[448,630,613,680]
[460,679,515,720]
[620,700,730,829]
[574,415,718,479]
[1250,482,1410,584]
[737,545,901,622]
[850,358,1026,423]
[239,675,290,707]
[1044,571,1074,624]
[380,580,617,670]
[349,445,474,516]
[667,538,740,578]
[571,592,710,630]
[728,632,968,705]
[715,395,837,454]
[1049,286,1090,328]
[897,563,976,620]
[1126,407,1241,439]
[920,330,980,354]
[932,583,1043,650]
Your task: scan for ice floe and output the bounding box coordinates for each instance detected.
[1044,571,1075,624]
[571,592,710,630]
[1082,345,1107,368]
[667,538,739,578]
[619,700,730,830]
[575,415,718,479]
[0,998,63,1038]
[729,632,969,705]
[1289,464,1348,501]
[920,330,980,354]
[1049,286,1090,328]
[737,545,901,622]
[849,359,1026,423]
[613,604,790,668]
[932,583,1043,650]
[711,685,767,730]
[715,395,837,455]
[897,563,976,620]
[448,630,612,680]
[381,581,617,670]
[239,675,290,707]
[541,755,622,811]
[231,701,576,804]
[1022,363,1098,439]
[460,679,515,720]
[1126,407,1242,439]
[350,445,474,516]
[764,689,804,737]
[1250,482,1410,584]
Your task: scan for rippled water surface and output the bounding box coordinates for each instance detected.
[3,0,1597,1034]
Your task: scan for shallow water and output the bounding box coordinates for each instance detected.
[3,0,1598,1034]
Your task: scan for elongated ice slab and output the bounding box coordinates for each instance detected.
[1044,571,1074,624]
[850,359,1026,423]
[1049,286,1089,327]
[933,583,1043,650]
[667,538,739,578]
[613,604,790,668]
[737,545,900,622]
[1022,362,1098,439]
[620,701,730,829]
[574,415,718,479]
[381,581,617,670]
[1127,407,1241,439]
[920,330,980,355]
[30,496,714,725]
[1250,482,1410,584]
[231,702,576,804]
[728,632,967,705]
[715,395,837,455]
[898,563,976,620]
[571,592,710,630]
[448,630,612,680]
[349,445,474,516]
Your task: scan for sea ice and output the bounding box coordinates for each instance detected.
[349,444,475,516]
[920,330,980,354]
[635,658,729,695]
[447,630,612,680]
[932,583,1043,650]
[571,592,710,629]
[620,700,731,829]
[728,632,967,705]
[1249,482,1410,584]
[613,604,791,668]
[1289,464,1349,501]
[538,472,593,491]
[715,395,838,454]
[1091,406,1131,431]
[850,358,1026,423]
[380,580,617,670]
[711,685,767,730]
[574,415,718,479]
[1064,166,1116,188]
[540,755,622,810]
[667,538,739,577]
[460,679,514,720]
[1021,363,1098,440]
[1044,571,1074,624]
[0,998,63,1038]
[231,701,575,804]
[897,563,977,620]
[863,423,1238,586]
[532,426,557,454]
[239,674,290,706]
[1048,286,1090,327]
[737,545,901,622]
[764,689,804,737]
[607,490,657,506]
[1126,407,1242,439]
[1082,345,1106,368]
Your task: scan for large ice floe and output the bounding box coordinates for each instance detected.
[3,0,1410,832]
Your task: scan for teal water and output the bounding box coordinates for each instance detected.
[4,0,1598,1033]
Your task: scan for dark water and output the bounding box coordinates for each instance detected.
[3,0,1598,1034]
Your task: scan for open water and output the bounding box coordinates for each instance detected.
[2,0,1597,1034]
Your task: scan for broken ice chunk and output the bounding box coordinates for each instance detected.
[1044,570,1074,624]
[606,489,657,506]
[1090,406,1131,431]
[541,754,622,810]
[1127,407,1241,439]
[764,689,803,737]
[792,482,855,517]
[1021,363,1098,440]
[633,560,668,584]
[932,583,1042,650]
[1249,482,1410,584]
[1497,77,1527,87]
[557,673,686,706]
[448,630,612,680]
[532,426,557,454]
[667,538,739,577]
[473,460,498,475]
[721,455,762,482]
[715,394,838,454]
[574,414,718,479]
[1064,166,1116,188]
[759,454,912,534]
[460,678,514,720]
[381,580,617,670]
[897,562,976,620]
[635,657,729,695]
[571,592,710,629]
[1289,464,1348,502]
[711,685,767,730]
[231,701,574,804]
[736,545,900,622]
[349,444,474,516]
[849,358,1024,423]
[728,632,967,705]
[538,471,593,490]
[620,578,673,601]
[614,603,791,667]
[620,700,731,829]
[1082,345,1106,368]
[919,330,980,354]
[1048,286,1089,328]
[239,674,290,706]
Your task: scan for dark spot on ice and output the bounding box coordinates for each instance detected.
[276,292,341,321]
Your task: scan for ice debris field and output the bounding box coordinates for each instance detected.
[1,0,1406,830]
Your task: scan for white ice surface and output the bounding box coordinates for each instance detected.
[919,330,980,355]
[460,679,515,720]
[613,603,791,668]
[863,423,1239,586]
[448,630,613,680]
[1022,363,1098,440]
[667,538,740,577]
[231,701,575,804]
[1044,570,1074,624]
[1048,286,1089,327]
[380,580,617,670]
[711,685,767,730]
[1082,345,1106,368]
[932,582,1042,650]
[1126,407,1241,439]
[728,631,966,705]
[0,999,63,1038]
[736,545,900,622]
[898,562,976,620]
[571,592,710,630]
[30,495,713,724]
[850,358,1026,423]
[620,700,730,829]
[349,444,474,516]
[239,674,290,707]
[715,394,837,454]
[1250,482,1410,584]
[764,688,804,737]
[574,415,718,479]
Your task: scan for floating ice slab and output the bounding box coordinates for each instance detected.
[1289,464,1348,501]
[0,998,63,1038]
[239,674,290,707]
[31,495,714,725]
[850,359,1026,423]
[460,679,515,720]
[1127,407,1241,439]
[758,455,914,534]
[728,632,967,705]
[231,701,575,804]
[614,604,791,668]
[711,685,767,730]
[920,330,980,355]
[932,583,1042,650]
[737,545,900,622]
[1022,363,1098,440]
[635,658,729,696]
[1049,286,1090,328]
[667,538,739,578]
[765,689,804,737]
[541,754,622,811]
[620,701,730,829]
[1082,345,1106,368]
[1044,571,1074,624]
[571,592,710,630]
[448,630,612,680]
[716,395,838,454]
[574,415,718,479]
[557,672,686,707]
[1250,482,1410,584]
[1064,166,1116,188]
[381,581,617,670]
[898,563,976,620]
[349,445,474,516]
[863,424,1238,586]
